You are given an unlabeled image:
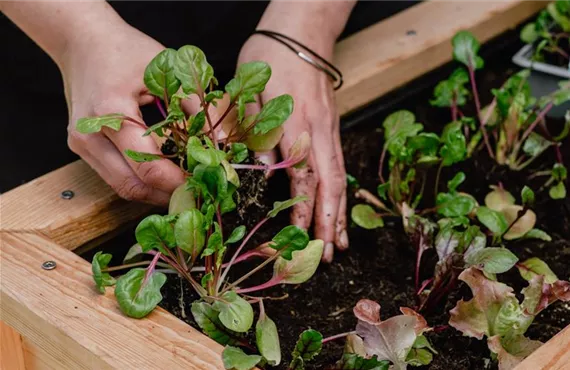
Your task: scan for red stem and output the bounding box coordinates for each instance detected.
[236,276,282,294]
[322,331,357,344]
[468,65,494,159]
[155,97,167,119]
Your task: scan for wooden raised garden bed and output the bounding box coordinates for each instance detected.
[2,1,569,369]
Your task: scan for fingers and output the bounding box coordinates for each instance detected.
[101,100,185,195]
[333,128,349,251]
[312,121,346,262]
[67,131,171,205]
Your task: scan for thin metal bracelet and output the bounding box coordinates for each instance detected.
[252,29,344,90]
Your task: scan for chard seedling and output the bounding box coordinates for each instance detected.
[449,266,570,370]
[82,45,322,367]
[350,110,467,228]
[431,30,570,176]
[521,0,570,64]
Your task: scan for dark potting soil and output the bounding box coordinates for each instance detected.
[81,28,570,369]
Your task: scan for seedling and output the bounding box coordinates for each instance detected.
[431,31,570,174]
[449,265,570,369]
[520,0,570,65]
[82,45,321,367]
[350,110,468,228]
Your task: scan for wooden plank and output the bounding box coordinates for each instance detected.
[0,160,154,250]
[516,325,570,370]
[0,232,225,370]
[335,0,545,115]
[0,321,26,370]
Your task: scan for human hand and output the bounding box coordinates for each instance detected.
[62,23,191,206]
[236,33,348,262]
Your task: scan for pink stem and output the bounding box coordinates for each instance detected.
[417,278,434,296]
[520,103,554,144]
[216,218,269,291]
[231,158,301,171]
[322,331,357,344]
[236,276,282,294]
[378,147,387,183]
[142,252,162,285]
[155,97,167,119]
[468,64,494,159]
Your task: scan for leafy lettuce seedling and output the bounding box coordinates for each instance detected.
[449,266,570,370]
[81,45,319,368]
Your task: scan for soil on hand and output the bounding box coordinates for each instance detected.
[86,29,570,370]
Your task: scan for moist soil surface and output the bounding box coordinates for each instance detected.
[84,29,570,369]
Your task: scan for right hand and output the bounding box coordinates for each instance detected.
[62,24,193,206]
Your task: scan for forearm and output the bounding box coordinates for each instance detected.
[0,1,126,67]
[256,0,356,56]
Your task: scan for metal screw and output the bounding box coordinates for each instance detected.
[406,30,417,36]
[61,190,75,200]
[42,261,57,270]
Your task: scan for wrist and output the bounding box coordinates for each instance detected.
[256,1,356,57]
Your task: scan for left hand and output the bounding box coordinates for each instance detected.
[236,32,348,262]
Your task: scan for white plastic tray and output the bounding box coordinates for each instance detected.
[512,44,570,79]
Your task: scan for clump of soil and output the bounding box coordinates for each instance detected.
[85,28,570,370]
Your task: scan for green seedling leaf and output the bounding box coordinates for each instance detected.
[187,111,206,136]
[229,143,248,164]
[187,136,226,167]
[476,206,508,236]
[256,312,281,366]
[430,68,470,107]
[439,121,467,166]
[436,192,477,218]
[377,183,389,200]
[245,125,285,152]
[452,31,484,69]
[202,222,223,257]
[201,273,213,289]
[523,133,552,158]
[338,354,389,370]
[124,149,162,163]
[465,247,518,274]
[226,226,246,244]
[549,181,567,199]
[520,23,539,43]
[347,174,360,189]
[253,94,294,135]
[517,257,558,284]
[174,209,205,257]
[351,204,384,229]
[382,110,423,157]
[115,268,167,318]
[76,113,124,134]
[523,228,552,241]
[213,291,254,333]
[225,61,271,101]
[406,348,433,366]
[487,334,543,370]
[221,160,240,188]
[135,215,176,253]
[408,132,440,157]
[205,90,224,103]
[91,251,116,293]
[144,48,180,99]
[521,186,535,207]
[289,329,323,369]
[435,225,462,261]
[169,183,197,215]
[269,226,310,260]
[448,172,466,192]
[193,164,228,202]
[222,346,261,370]
[123,243,143,263]
[267,195,309,218]
[191,301,239,345]
[548,2,570,31]
[273,240,324,284]
[174,45,214,94]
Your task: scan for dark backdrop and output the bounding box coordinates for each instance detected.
[0,1,419,193]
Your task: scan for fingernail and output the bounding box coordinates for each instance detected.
[322,242,334,263]
[339,230,349,250]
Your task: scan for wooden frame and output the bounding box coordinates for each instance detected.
[2,1,567,369]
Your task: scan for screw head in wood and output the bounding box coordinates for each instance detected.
[61,190,75,199]
[42,261,57,270]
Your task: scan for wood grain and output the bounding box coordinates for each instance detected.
[1,232,224,370]
[0,321,25,370]
[335,0,545,115]
[0,160,154,250]
[516,325,570,370]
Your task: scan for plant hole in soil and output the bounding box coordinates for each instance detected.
[79,27,570,370]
